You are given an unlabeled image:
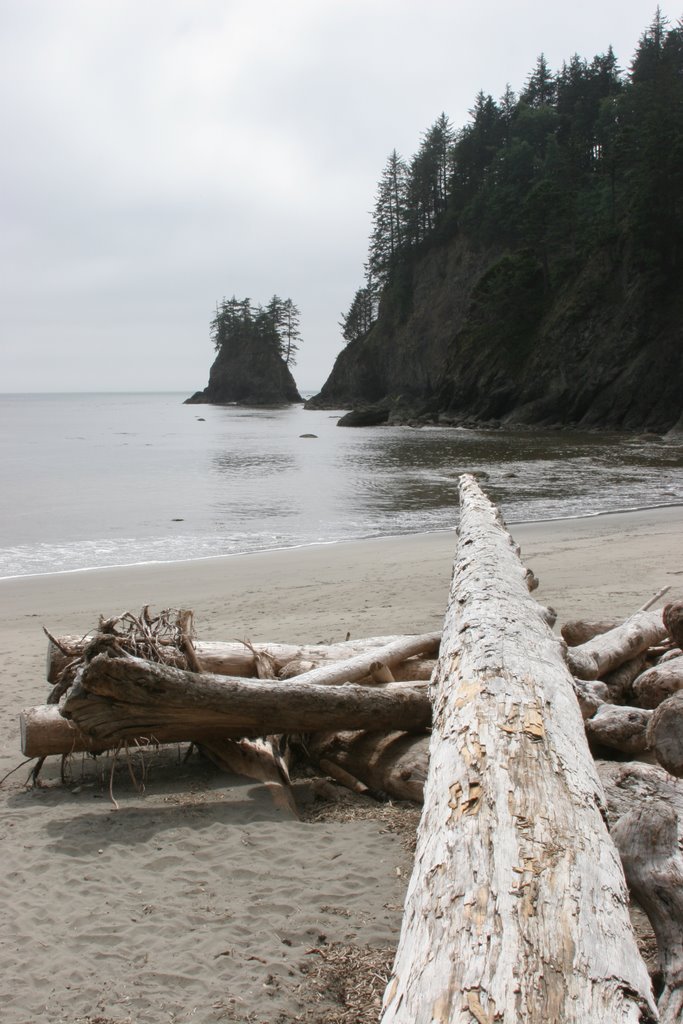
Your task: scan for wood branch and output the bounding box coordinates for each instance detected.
[305,730,430,803]
[566,609,668,680]
[381,474,656,1024]
[279,634,440,688]
[585,704,653,755]
[612,801,683,1024]
[60,654,431,747]
[647,691,683,777]
[641,586,671,611]
[632,655,683,709]
[47,633,440,683]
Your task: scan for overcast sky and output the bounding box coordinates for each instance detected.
[0,0,671,394]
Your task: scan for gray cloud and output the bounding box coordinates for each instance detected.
[0,0,664,392]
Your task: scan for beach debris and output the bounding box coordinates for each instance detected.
[14,475,683,1017]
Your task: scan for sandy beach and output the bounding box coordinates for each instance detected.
[0,506,681,1023]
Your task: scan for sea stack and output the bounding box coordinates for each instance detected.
[186,295,302,406]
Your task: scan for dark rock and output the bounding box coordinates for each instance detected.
[337,405,390,427]
[299,433,318,438]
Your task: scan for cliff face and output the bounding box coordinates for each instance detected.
[186,334,302,406]
[308,237,683,433]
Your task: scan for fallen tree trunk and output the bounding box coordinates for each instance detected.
[381,474,656,1024]
[566,610,668,680]
[61,655,431,747]
[305,730,430,803]
[47,633,440,684]
[612,802,683,1024]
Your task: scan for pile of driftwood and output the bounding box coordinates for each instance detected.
[19,475,683,1022]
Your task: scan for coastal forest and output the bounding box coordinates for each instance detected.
[319,10,683,432]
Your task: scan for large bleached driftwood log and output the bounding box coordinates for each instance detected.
[566,610,668,680]
[381,475,656,1024]
[61,655,431,746]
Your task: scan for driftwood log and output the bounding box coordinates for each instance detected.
[47,633,439,684]
[632,655,683,709]
[60,654,431,746]
[380,474,655,1023]
[613,802,683,1024]
[561,618,621,646]
[304,730,430,803]
[663,601,683,648]
[647,691,683,777]
[566,610,668,680]
[585,704,653,755]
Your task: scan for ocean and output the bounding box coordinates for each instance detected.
[1,391,681,579]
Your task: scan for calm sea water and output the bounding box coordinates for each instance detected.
[1,392,681,579]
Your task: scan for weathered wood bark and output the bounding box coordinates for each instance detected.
[47,633,439,684]
[381,475,656,1024]
[61,655,431,746]
[632,655,683,709]
[647,691,683,777]
[612,802,683,1024]
[566,610,668,680]
[585,704,653,755]
[305,730,430,803]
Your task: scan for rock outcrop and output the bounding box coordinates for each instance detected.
[186,334,301,406]
[307,236,683,433]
